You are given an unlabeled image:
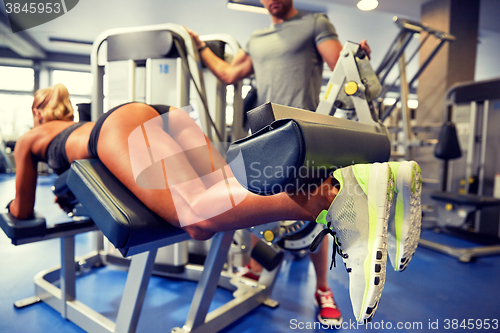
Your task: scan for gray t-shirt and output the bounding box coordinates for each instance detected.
[246,12,338,111]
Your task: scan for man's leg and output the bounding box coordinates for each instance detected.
[310,237,329,290]
[311,236,343,326]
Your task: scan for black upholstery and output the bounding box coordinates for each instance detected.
[0,212,46,239]
[228,104,390,195]
[67,159,186,254]
[432,192,500,209]
[447,78,500,104]
[228,120,305,195]
[107,30,174,62]
[434,122,462,160]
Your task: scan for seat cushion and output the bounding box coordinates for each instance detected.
[432,191,500,208]
[67,159,186,252]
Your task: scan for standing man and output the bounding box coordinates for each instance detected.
[187,0,370,327]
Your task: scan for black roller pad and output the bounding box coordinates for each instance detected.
[228,110,390,195]
[251,240,284,271]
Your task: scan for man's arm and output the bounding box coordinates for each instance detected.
[317,38,372,71]
[316,39,343,71]
[201,48,254,85]
[185,27,254,85]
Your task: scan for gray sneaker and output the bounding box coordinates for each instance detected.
[312,163,394,323]
[387,161,422,272]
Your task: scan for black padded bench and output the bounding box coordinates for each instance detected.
[0,167,97,244]
[228,102,391,195]
[432,192,500,209]
[419,191,500,262]
[0,211,96,245]
[67,159,190,256]
[1,159,281,333]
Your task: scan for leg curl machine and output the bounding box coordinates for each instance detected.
[0,159,282,333]
[1,41,392,332]
[419,78,500,262]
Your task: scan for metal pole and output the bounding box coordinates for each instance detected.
[60,236,76,319]
[398,38,413,160]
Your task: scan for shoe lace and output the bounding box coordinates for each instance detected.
[309,222,349,271]
[319,293,336,309]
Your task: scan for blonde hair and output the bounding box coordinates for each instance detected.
[32,83,74,122]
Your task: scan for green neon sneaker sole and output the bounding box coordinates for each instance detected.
[387,161,422,272]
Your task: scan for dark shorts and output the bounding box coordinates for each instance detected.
[87,102,171,159]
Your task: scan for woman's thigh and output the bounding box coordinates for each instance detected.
[96,103,203,227]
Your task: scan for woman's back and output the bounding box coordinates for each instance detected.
[45,121,94,174]
[19,120,94,167]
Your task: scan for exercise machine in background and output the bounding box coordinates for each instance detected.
[375,17,455,161]
[419,78,500,262]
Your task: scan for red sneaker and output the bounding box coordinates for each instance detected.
[235,264,260,281]
[314,287,343,327]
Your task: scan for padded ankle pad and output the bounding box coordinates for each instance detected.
[228,107,390,195]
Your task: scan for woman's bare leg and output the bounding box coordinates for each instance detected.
[164,107,334,288]
[97,103,337,240]
[162,106,233,188]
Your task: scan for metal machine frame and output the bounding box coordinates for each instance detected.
[91,24,245,144]
[316,41,386,134]
[376,17,455,160]
[9,223,280,333]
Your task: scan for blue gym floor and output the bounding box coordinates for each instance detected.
[1,174,500,332]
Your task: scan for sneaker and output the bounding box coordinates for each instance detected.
[235,264,260,281]
[311,163,394,323]
[387,161,422,272]
[314,287,343,327]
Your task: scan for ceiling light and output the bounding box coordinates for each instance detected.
[227,0,268,15]
[408,100,419,109]
[357,0,379,11]
[49,37,93,45]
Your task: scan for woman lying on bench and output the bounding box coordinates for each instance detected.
[6,83,421,323]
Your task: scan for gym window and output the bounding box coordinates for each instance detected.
[0,66,35,141]
[0,66,34,91]
[51,69,92,122]
[51,70,92,96]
